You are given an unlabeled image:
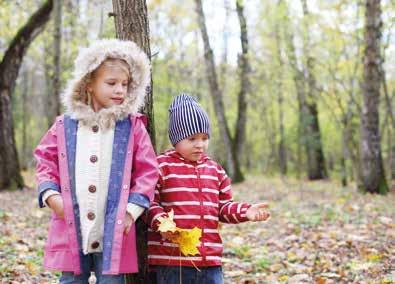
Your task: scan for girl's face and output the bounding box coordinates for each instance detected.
[87,61,129,112]
[175,133,209,162]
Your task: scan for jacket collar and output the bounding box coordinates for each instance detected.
[164,149,209,164]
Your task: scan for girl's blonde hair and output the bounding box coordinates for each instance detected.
[92,58,130,80]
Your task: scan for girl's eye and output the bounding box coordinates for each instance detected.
[107,82,115,86]
[189,138,195,141]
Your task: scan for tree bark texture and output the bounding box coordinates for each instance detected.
[112,0,155,282]
[112,0,155,146]
[51,0,62,123]
[360,0,388,194]
[0,0,53,191]
[234,0,250,180]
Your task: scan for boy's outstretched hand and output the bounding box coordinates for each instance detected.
[246,203,270,222]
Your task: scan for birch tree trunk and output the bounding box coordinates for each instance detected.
[360,0,388,194]
[234,0,250,176]
[194,0,243,181]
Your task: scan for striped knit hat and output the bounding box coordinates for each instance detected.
[168,93,211,146]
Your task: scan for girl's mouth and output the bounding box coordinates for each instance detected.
[111,98,124,104]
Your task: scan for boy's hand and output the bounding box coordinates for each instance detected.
[160,231,180,241]
[47,195,65,219]
[246,203,270,222]
[124,212,135,234]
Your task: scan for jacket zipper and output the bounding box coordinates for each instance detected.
[195,165,206,263]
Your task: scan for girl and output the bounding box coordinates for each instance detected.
[34,39,158,283]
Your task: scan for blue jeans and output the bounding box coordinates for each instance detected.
[155,265,223,284]
[60,252,125,284]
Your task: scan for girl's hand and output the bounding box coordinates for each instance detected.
[124,212,134,234]
[160,231,179,241]
[47,195,65,219]
[246,203,270,222]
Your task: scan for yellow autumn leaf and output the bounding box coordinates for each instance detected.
[157,209,177,232]
[173,227,202,256]
[156,210,202,256]
[366,253,382,262]
[278,275,289,282]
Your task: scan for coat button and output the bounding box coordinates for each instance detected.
[88,185,96,193]
[91,241,100,249]
[87,212,96,220]
[92,125,99,133]
[90,155,98,163]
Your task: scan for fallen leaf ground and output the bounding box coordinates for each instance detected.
[0,172,393,283]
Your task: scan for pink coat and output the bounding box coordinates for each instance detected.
[34,114,158,275]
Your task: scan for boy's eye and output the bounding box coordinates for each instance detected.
[188,137,195,141]
[107,82,116,86]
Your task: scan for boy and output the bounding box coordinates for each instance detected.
[147,93,270,283]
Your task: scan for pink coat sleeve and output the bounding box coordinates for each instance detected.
[128,116,159,209]
[34,122,60,208]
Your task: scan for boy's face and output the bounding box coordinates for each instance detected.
[175,133,209,162]
[87,64,129,111]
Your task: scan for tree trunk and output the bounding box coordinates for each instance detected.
[112,0,155,144]
[281,0,307,179]
[51,0,62,124]
[194,0,244,182]
[219,0,230,92]
[234,0,250,178]
[300,0,327,180]
[112,1,154,282]
[0,0,53,191]
[359,0,388,194]
[341,127,348,187]
[274,3,287,175]
[21,67,29,170]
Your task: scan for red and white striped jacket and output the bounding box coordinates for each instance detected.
[147,150,251,267]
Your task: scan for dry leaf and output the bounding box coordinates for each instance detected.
[157,209,177,232]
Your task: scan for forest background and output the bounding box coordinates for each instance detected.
[0,0,394,283]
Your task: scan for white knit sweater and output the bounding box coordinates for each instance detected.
[43,124,144,254]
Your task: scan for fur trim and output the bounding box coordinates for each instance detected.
[61,39,151,128]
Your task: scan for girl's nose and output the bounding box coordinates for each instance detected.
[115,84,125,94]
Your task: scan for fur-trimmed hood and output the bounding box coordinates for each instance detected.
[61,39,150,128]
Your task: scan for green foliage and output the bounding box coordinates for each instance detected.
[255,257,271,270]
[2,0,393,186]
[232,244,252,259]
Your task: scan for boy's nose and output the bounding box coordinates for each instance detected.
[195,141,204,148]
